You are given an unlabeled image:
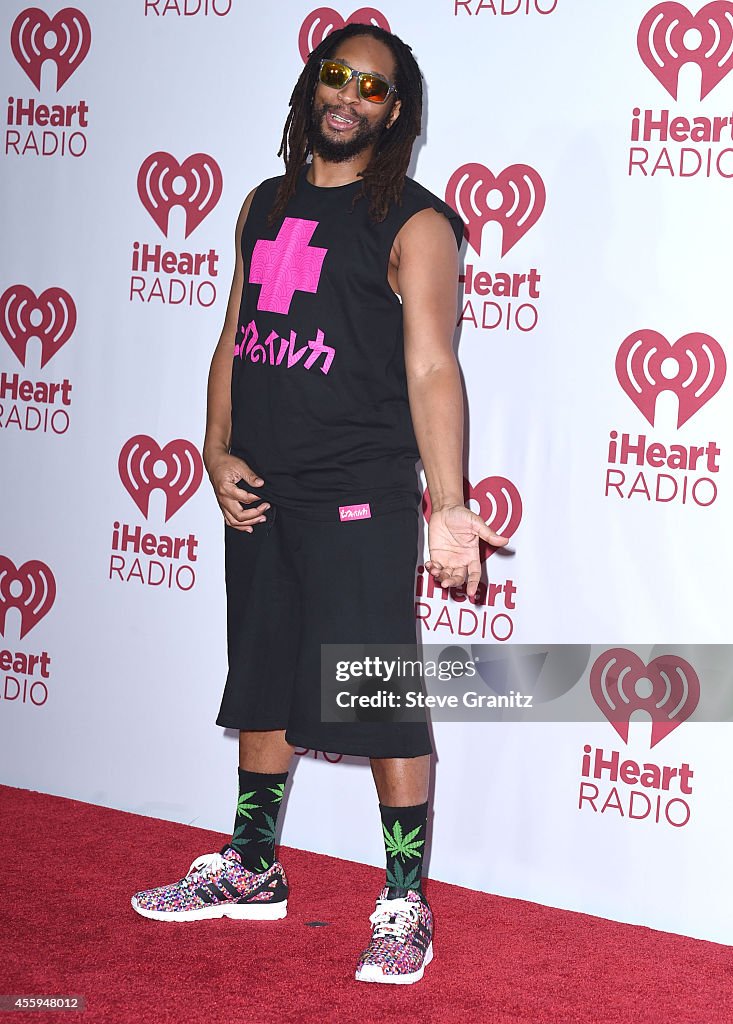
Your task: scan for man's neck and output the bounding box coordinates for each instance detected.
[307,149,375,187]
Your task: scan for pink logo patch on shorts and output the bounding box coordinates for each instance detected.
[338,503,371,522]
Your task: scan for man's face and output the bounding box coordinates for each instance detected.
[310,35,401,164]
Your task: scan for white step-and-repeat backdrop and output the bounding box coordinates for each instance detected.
[1,1,731,944]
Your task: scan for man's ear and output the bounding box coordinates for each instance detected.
[386,98,401,129]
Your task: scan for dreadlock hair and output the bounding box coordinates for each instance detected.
[269,24,423,225]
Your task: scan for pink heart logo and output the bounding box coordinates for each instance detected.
[11,7,91,92]
[638,2,733,100]
[0,556,56,640]
[137,152,223,238]
[298,7,391,61]
[0,285,76,368]
[423,475,522,563]
[118,435,204,522]
[616,329,726,428]
[590,648,700,748]
[445,162,546,258]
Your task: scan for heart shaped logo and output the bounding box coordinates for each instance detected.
[616,329,726,428]
[590,648,700,748]
[11,7,91,92]
[137,152,223,238]
[423,475,522,563]
[298,7,391,61]
[446,162,546,258]
[0,285,76,368]
[0,556,56,640]
[638,2,733,100]
[118,435,204,522]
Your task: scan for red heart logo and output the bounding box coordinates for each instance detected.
[118,435,204,522]
[590,648,700,748]
[445,162,545,258]
[638,2,733,100]
[616,329,726,428]
[0,285,76,368]
[11,7,91,91]
[0,556,56,640]
[422,475,522,563]
[137,152,223,238]
[298,7,391,61]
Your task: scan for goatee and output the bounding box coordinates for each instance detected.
[309,102,390,163]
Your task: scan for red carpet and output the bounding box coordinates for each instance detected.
[1,784,731,1024]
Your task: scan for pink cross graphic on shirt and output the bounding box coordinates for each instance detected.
[249,218,328,315]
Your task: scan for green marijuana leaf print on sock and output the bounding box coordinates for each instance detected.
[231,769,289,872]
[380,803,428,893]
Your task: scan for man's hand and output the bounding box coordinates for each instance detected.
[205,452,269,533]
[426,505,509,599]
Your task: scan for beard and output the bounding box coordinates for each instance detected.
[308,101,390,163]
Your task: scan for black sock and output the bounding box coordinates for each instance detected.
[229,768,288,872]
[380,802,428,897]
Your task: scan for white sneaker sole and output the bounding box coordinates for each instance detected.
[355,942,433,985]
[130,896,287,922]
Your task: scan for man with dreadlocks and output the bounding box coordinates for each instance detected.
[131,24,507,984]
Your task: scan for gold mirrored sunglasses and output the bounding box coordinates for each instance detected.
[318,58,397,105]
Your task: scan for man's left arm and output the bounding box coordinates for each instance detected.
[398,209,508,599]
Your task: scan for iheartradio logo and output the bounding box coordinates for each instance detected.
[446,163,545,258]
[590,648,700,748]
[0,285,76,368]
[638,2,733,101]
[11,7,91,92]
[616,329,726,428]
[118,435,203,522]
[137,153,223,238]
[423,475,522,563]
[0,556,56,640]
[298,7,390,61]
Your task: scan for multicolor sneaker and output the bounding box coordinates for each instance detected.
[131,846,288,922]
[355,888,434,985]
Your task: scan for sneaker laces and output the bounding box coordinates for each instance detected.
[368,897,419,942]
[186,851,228,882]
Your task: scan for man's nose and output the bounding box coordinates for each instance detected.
[336,75,360,104]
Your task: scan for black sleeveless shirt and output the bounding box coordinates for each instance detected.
[230,167,463,519]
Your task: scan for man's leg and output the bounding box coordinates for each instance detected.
[370,755,430,895]
[130,730,293,922]
[239,729,294,772]
[356,754,433,984]
[230,730,293,871]
[370,755,429,806]
[130,512,298,922]
[230,730,294,872]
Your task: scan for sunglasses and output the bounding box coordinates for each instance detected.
[318,58,397,105]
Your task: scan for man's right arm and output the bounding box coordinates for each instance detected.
[203,188,269,533]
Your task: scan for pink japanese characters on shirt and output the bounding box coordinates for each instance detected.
[234,321,335,375]
[235,216,335,374]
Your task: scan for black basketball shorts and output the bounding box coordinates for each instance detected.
[216,502,432,758]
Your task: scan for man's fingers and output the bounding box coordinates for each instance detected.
[426,560,464,583]
[435,565,468,589]
[225,496,269,515]
[224,483,268,505]
[223,510,263,532]
[227,457,264,488]
[224,512,253,533]
[465,567,482,599]
[475,519,509,546]
[221,499,268,525]
[427,557,484,593]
